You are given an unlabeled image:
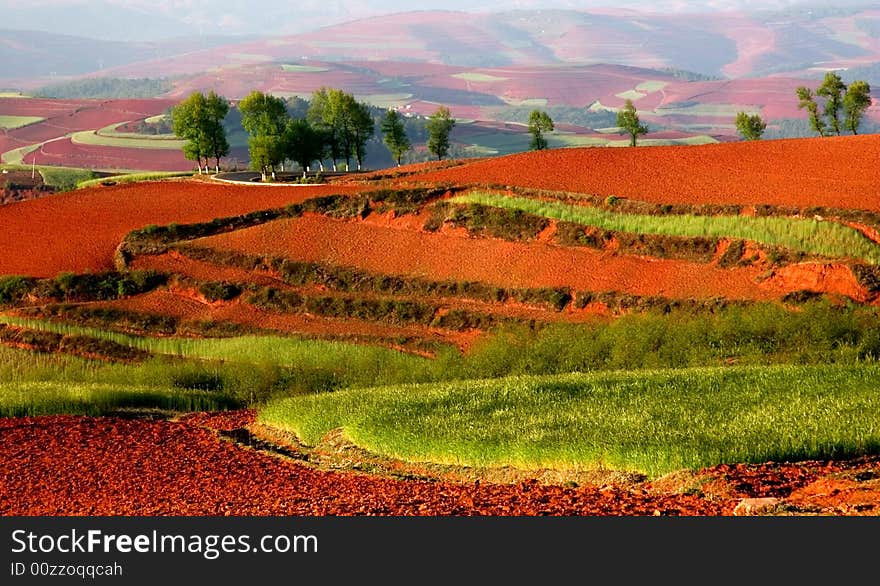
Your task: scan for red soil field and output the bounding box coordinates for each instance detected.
[3,412,878,516]
[0,413,724,515]
[406,135,880,212]
[195,213,779,302]
[23,137,191,172]
[0,180,362,278]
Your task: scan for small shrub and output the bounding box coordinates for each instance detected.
[0,276,35,304]
[198,281,242,302]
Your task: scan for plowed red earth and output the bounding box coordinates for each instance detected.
[405,135,880,212]
[195,213,780,302]
[0,413,721,515]
[0,180,362,277]
[3,412,878,516]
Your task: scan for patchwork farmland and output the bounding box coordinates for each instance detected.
[2,135,880,516]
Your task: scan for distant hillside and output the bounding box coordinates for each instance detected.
[4,7,880,86]
[0,29,249,82]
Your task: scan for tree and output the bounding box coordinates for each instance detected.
[381,109,411,166]
[238,91,290,180]
[172,92,210,173]
[426,106,455,161]
[735,111,766,141]
[306,88,337,171]
[347,100,375,171]
[796,86,827,137]
[843,80,872,135]
[816,71,846,136]
[283,119,323,176]
[239,90,289,137]
[204,91,230,172]
[528,110,554,150]
[616,99,647,147]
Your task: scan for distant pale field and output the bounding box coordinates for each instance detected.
[452,72,510,83]
[635,80,669,92]
[615,90,647,101]
[1,144,39,165]
[500,97,548,107]
[71,130,187,150]
[652,103,762,117]
[281,64,330,73]
[0,115,44,129]
[354,93,414,108]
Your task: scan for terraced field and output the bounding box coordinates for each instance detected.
[2,135,880,516]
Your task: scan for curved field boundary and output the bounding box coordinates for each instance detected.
[71,129,186,150]
[0,116,45,130]
[452,192,880,264]
[95,121,181,141]
[193,214,779,302]
[210,174,327,187]
[0,414,726,515]
[259,364,880,477]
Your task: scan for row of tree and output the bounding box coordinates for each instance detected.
[172,88,462,180]
[734,72,872,142]
[797,72,872,137]
[175,75,866,174]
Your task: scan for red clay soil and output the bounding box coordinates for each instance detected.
[0,180,362,278]
[404,135,880,212]
[131,251,284,287]
[195,213,782,302]
[3,411,879,516]
[0,413,721,516]
[129,249,604,325]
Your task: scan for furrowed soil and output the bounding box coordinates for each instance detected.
[195,213,790,302]
[2,411,878,516]
[0,180,362,277]
[405,135,880,212]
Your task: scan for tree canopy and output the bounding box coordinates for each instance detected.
[843,80,872,135]
[797,76,871,136]
[426,106,456,161]
[528,110,554,150]
[381,109,411,166]
[616,99,648,147]
[817,72,847,136]
[735,112,767,141]
[238,90,290,180]
[171,90,230,174]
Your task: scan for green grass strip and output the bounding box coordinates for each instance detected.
[0,115,44,130]
[0,316,433,385]
[76,171,193,189]
[70,129,186,150]
[452,191,880,264]
[0,381,232,417]
[259,364,880,477]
